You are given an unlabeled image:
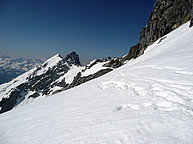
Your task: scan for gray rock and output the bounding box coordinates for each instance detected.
[0,88,21,113]
[64,51,81,66]
[190,0,193,27]
[103,58,123,68]
[125,0,192,60]
[68,68,113,89]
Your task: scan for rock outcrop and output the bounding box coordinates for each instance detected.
[66,57,115,90]
[126,0,192,60]
[190,0,193,27]
[64,52,81,66]
[68,68,113,89]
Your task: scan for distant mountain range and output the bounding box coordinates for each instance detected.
[0,55,42,84]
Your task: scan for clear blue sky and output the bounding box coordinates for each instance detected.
[0,0,155,60]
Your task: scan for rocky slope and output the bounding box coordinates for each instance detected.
[126,0,193,60]
[0,55,42,84]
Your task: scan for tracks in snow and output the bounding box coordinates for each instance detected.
[98,69,193,117]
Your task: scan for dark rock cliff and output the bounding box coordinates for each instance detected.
[126,0,192,60]
[190,0,193,27]
[64,52,81,66]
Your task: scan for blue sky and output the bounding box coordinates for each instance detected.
[0,0,155,60]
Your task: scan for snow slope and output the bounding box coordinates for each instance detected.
[0,22,193,144]
[35,54,62,76]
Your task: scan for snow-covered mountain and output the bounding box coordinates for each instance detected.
[1,0,191,115]
[0,52,121,113]
[0,56,42,84]
[0,21,192,144]
[0,0,192,143]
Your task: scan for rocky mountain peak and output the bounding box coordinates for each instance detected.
[0,52,82,113]
[64,51,81,66]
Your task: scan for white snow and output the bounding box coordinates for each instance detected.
[49,86,63,95]
[0,67,36,101]
[55,65,83,84]
[81,61,110,77]
[14,91,43,108]
[0,22,193,144]
[36,54,62,76]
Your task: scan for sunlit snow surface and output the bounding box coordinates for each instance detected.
[0,22,193,144]
[81,60,110,77]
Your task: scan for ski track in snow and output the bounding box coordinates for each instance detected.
[0,22,193,144]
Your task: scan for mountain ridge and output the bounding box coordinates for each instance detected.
[0,52,118,113]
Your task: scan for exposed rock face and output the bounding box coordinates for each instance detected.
[103,58,123,68]
[0,83,28,113]
[124,43,143,60]
[64,52,81,66]
[68,68,113,89]
[26,52,81,96]
[66,57,115,90]
[126,0,192,60]
[27,60,69,95]
[190,0,193,27]
[51,57,115,95]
